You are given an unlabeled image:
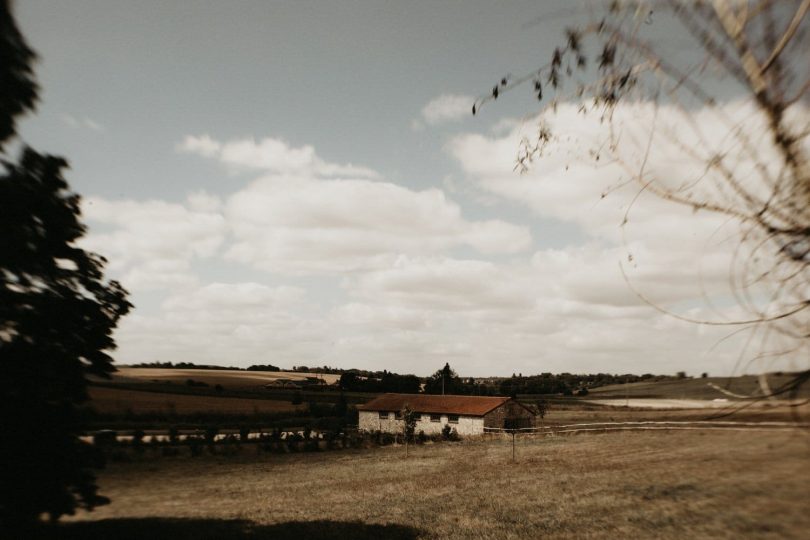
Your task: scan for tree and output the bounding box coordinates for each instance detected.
[423,363,464,394]
[0,1,131,525]
[400,404,417,457]
[475,1,808,395]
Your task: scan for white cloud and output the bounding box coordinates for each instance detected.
[447,102,774,308]
[114,282,325,366]
[351,256,537,312]
[223,173,532,274]
[418,94,474,126]
[178,134,379,178]
[80,192,226,291]
[327,253,755,376]
[92,116,806,376]
[177,134,220,158]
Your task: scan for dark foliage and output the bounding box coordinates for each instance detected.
[499,372,662,396]
[128,361,281,372]
[423,363,497,395]
[338,370,421,393]
[0,0,37,145]
[0,1,130,525]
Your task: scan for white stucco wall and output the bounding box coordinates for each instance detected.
[358,411,484,436]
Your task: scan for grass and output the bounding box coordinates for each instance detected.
[86,386,305,416]
[113,367,341,389]
[588,373,809,400]
[59,429,810,539]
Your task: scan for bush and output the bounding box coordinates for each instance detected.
[417,430,427,444]
[441,424,459,441]
[93,430,118,448]
[131,429,145,452]
[380,432,395,445]
[188,436,203,457]
[204,425,219,445]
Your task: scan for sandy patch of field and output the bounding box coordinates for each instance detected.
[60,429,810,539]
[585,398,803,410]
[586,398,735,409]
[87,386,304,416]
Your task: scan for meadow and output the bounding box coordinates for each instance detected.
[50,428,810,539]
[86,386,305,417]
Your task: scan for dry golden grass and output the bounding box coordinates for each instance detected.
[114,367,341,389]
[87,386,303,416]
[541,402,809,425]
[63,429,810,539]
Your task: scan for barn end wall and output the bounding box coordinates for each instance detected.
[483,401,536,428]
[358,411,484,436]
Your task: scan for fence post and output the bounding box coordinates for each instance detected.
[511,431,515,463]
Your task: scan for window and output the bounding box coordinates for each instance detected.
[448,415,459,424]
[379,411,389,420]
[394,410,402,419]
[412,414,422,422]
[430,414,441,423]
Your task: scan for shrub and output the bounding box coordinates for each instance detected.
[380,432,395,445]
[93,430,117,448]
[417,430,427,444]
[131,429,145,452]
[441,424,452,440]
[204,425,219,445]
[188,436,203,457]
[441,425,460,441]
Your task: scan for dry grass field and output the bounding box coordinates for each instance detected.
[588,374,809,400]
[52,429,810,539]
[542,401,809,425]
[86,386,304,416]
[112,367,341,390]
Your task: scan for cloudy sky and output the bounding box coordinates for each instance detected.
[14,1,801,376]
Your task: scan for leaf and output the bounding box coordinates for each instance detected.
[552,48,562,68]
[547,69,558,89]
[566,28,580,52]
[599,44,616,70]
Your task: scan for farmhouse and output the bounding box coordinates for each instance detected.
[357,393,536,436]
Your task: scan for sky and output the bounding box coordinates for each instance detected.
[12,1,805,376]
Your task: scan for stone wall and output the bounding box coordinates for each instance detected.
[358,411,485,436]
[483,401,536,429]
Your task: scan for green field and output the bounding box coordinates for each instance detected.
[586,373,808,400]
[47,428,810,539]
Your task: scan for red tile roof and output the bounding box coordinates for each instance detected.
[357,393,512,416]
